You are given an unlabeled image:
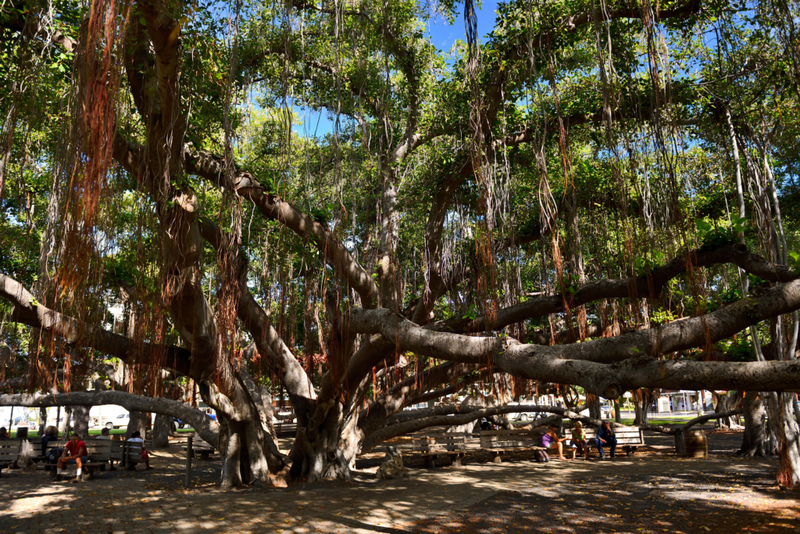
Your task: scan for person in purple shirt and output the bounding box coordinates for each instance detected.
[542,425,569,460]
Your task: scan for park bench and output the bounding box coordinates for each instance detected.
[479,429,544,463]
[110,439,144,470]
[591,425,645,457]
[411,433,470,468]
[0,439,43,474]
[0,440,21,475]
[274,421,297,436]
[41,439,108,479]
[41,439,144,478]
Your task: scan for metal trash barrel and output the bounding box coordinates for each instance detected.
[684,429,708,458]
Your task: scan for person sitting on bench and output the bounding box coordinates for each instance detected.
[542,425,570,461]
[595,421,617,459]
[127,431,153,470]
[54,433,88,482]
[570,421,590,460]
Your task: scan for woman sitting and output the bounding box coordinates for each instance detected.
[541,425,569,461]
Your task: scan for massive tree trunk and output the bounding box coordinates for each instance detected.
[71,405,90,439]
[738,392,769,456]
[203,375,291,489]
[126,410,149,439]
[714,392,743,429]
[289,398,362,482]
[151,413,171,448]
[633,389,653,425]
[777,392,800,488]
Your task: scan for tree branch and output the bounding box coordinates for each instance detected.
[0,273,192,376]
[0,390,219,447]
[184,147,379,308]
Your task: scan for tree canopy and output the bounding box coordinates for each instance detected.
[1,0,799,488]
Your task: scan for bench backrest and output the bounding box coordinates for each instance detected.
[594,425,644,445]
[84,439,113,462]
[0,439,22,461]
[30,440,45,457]
[479,429,540,449]
[40,439,122,463]
[107,439,143,461]
[411,433,467,452]
[43,440,67,458]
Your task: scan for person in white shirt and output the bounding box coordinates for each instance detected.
[127,431,153,469]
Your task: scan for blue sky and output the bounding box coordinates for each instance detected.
[293,1,499,138]
[427,0,498,51]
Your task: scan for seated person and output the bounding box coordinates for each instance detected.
[570,421,590,460]
[41,425,58,447]
[541,425,569,461]
[0,427,8,439]
[127,431,153,470]
[98,427,111,439]
[54,433,88,482]
[595,420,618,459]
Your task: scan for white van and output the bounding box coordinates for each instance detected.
[89,405,129,429]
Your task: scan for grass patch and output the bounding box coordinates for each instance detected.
[619,417,697,425]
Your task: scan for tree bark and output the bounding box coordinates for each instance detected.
[633,389,652,425]
[151,413,172,448]
[126,411,149,439]
[738,392,769,456]
[714,392,743,429]
[71,405,90,439]
[777,392,800,488]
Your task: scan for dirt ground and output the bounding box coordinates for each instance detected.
[1,426,798,534]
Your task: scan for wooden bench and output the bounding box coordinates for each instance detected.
[411,433,469,468]
[591,425,645,457]
[0,440,21,475]
[479,429,544,463]
[110,440,144,470]
[41,440,108,479]
[41,439,143,478]
[274,421,297,437]
[0,439,46,473]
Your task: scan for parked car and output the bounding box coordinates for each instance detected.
[105,412,130,429]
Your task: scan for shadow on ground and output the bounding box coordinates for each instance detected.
[0,429,798,534]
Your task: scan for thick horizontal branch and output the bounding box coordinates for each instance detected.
[351,276,800,396]
[362,404,595,451]
[0,273,192,376]
[0,390,219,447]
[639,408,745,434]
[443,242,798,333]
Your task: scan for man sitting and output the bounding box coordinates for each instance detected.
[54,433,88,482]
[595,421,618,459]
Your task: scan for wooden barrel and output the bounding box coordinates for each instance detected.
[684,429,708,458]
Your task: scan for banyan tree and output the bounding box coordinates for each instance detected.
[1,0,800,488]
